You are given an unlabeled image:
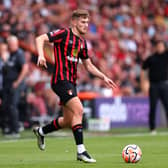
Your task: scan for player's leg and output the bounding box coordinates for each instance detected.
[33,106,73,150]
[33,81,73,150]
[33,99,82,151]
[57,106,73,128]
[33,80,96,162]
[65,96,96,163]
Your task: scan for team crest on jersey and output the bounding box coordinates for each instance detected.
[67,89,73,95]
[72,48,78,57]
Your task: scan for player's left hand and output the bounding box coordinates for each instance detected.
[103,76,118,90]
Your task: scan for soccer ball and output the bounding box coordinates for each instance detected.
[122,144,142,163]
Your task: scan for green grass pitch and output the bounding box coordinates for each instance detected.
[0,129,168,168]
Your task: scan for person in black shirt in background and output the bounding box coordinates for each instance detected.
[141,40,168,134]
[2,35,28,137]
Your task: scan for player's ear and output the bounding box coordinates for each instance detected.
[71,17,78,27]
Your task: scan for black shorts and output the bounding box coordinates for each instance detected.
[51,80,77,105]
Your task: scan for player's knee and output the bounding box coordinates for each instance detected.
[75,106,83,117]
[71,108,83,123]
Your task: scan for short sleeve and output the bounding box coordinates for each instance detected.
[47,28,66,43]
[79,39,89,59]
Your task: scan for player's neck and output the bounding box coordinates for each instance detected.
[71,27,82,38]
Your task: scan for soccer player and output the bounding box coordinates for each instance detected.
[33,9,117,163]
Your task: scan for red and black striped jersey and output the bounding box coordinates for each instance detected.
[47,27,89,85]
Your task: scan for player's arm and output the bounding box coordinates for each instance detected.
[36,29,66,68]
[82,58,117,89]
[35,34,49,68]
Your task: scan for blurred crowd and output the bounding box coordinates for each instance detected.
[0,0,168,130]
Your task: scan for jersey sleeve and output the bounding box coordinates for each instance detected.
[47,28,66,43]
[79,39,89,59]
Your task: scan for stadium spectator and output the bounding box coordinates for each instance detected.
[2,35,28,137]
[141,40,168,134]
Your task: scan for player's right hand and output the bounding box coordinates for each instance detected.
[37,56,47,68]
[103,76,118,90]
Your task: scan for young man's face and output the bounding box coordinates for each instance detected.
[76,16,89,35]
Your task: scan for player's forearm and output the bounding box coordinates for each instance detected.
[86,62,105,80]
[35,34,49,58]
[83,59,106,80]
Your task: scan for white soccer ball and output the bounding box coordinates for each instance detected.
[122,144,142,163]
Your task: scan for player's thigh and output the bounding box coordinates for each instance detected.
[65,96,83,116]
[51,81,77,105]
